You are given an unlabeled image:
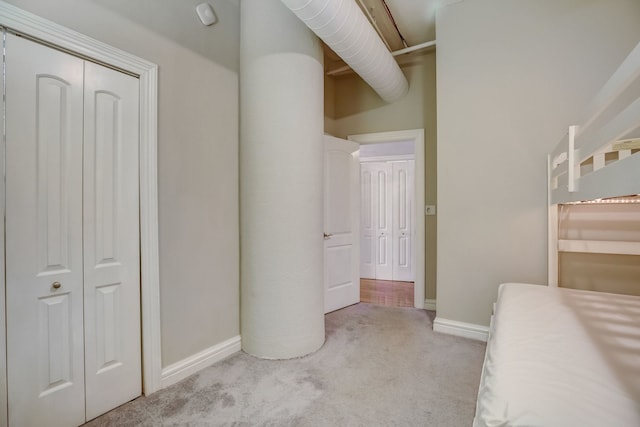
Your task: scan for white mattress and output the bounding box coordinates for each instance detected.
[474,283,640,427]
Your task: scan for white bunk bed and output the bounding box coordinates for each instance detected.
[474,41,640,427]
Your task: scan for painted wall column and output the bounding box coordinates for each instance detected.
[240,0,325,358]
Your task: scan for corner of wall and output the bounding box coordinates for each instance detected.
[160,336,242,390]
[433,317,488,342]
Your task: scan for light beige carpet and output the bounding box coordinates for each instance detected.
[85,303,486,426]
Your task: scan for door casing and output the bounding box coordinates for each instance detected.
[348,130,426,309]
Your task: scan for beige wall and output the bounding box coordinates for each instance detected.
[6,0,241,366]
[558,203,640,295]
[436,0,640,326]
[324,72,337,136]
[327,53,438,301]
[559,253,640,295]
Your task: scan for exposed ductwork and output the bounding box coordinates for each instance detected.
[280,0,409,103]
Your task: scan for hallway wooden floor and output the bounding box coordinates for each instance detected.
[360,279,414,307]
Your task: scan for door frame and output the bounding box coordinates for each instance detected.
[0,2,163,400]
[348,129,426,309]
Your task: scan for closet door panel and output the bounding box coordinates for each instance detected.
[375,165,393,280]
[392,161,414,281]
[5,34,86,427]
[83,61,141,420]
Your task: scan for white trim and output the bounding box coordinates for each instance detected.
[547,155,558,287]
[424,299,437,311]
[391,40,436,57]
[348,129,426,309]
[0,32,6,422]
[160,336,242,389]
[360,154,415,163]
[558,239,640,256]
[0,3,162,394]
[433,317,489,342]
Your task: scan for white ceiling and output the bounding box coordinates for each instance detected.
[383,0,439,46]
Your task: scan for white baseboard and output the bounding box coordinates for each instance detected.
[424,299,436,311]
[433,317,489,342]
[160,335,241,389]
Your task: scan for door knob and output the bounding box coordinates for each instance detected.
[324,233,333,239]
[52,281,62,290]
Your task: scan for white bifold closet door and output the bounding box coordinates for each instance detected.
[361,163,392,280]
[360,161,414,281]
[5,34,141,426]
[391,161,414,282]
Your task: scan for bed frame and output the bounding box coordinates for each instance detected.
[547,41,640,286]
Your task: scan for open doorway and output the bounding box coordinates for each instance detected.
[348,130,425,309]
[360,142,415,307]
[361,279,414,307]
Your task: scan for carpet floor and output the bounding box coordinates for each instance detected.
[85,303,486,426]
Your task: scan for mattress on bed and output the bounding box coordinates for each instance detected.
[474,282,640,427]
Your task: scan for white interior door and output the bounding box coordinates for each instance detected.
[83,61,141,420]
[5,34,141,426]
[360,162,393,280]
[374,163,393,280]
[324,135,360,313]
[6,33,86,427]
[392,161,414,281]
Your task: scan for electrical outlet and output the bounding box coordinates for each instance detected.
[425,205,436,216]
